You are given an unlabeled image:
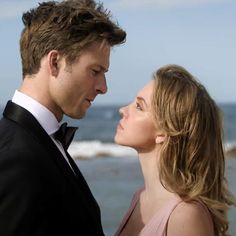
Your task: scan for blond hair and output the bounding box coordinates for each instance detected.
[152,64,235,235]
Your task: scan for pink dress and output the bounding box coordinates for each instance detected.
[115,188,212,236]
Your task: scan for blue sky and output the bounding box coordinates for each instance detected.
[0,0,236,106]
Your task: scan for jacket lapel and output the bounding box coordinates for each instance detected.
[3,101,103,231]
[3,101,76,180]
[3,101,99,209]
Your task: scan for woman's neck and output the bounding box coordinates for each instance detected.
[138,151,176,201]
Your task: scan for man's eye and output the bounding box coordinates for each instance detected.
[92,69,100,75]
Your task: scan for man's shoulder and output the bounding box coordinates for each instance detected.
[0,116,34,141]
[0,117,47,158]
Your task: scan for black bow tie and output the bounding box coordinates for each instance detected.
[54,122,78,150]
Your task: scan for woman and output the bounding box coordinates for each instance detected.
[114,65,235,236]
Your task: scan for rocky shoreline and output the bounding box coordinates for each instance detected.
[226,147,236,158]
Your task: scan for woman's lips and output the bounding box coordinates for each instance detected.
[117,122,124,130]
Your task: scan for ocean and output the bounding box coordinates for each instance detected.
[1,104,236,235]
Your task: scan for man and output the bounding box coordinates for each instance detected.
[0,1,126,235]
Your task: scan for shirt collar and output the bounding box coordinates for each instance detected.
[12,90,60,135]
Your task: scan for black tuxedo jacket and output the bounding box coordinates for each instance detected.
[0,101,104,236]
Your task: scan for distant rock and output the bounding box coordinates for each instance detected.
[226,147,236,158]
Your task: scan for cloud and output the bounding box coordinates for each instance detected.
[0,1,39,19]
[106,0,236,10]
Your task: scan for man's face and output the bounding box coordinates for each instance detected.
[49,41,110,120]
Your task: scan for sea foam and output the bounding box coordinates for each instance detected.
[68,140,236,159]
[68,140,137,159]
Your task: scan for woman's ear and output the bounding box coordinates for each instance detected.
[155,133,166,144]
[47,50,60,77]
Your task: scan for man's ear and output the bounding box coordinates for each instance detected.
[155,133,166,144]
[48,50,60,77]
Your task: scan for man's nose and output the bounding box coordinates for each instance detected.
[96,75,107,94]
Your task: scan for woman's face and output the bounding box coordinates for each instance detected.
[115,80,160,153]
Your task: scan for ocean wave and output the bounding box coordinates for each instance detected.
[68,140,137,159]
[225,141,236,158]
[68,140,236,160]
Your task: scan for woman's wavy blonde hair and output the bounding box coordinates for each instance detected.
[152,64,235,236]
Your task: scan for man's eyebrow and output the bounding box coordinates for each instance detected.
[136,96,147,107]
[101,66,109,72]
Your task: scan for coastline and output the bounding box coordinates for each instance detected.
[226,147,236,158]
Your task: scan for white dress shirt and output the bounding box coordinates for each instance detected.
[12,90,75,172]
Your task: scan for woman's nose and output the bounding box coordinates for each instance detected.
[119,105,128,117]
[119,107,124,115]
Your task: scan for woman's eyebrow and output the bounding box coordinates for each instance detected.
[136,96,147,107]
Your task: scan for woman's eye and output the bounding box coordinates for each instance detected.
[136,102,142,110]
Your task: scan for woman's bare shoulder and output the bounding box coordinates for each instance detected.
[167,200,214,236]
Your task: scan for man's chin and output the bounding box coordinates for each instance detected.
[66,111,87,120]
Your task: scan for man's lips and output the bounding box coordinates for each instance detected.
[85,98,94,104]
